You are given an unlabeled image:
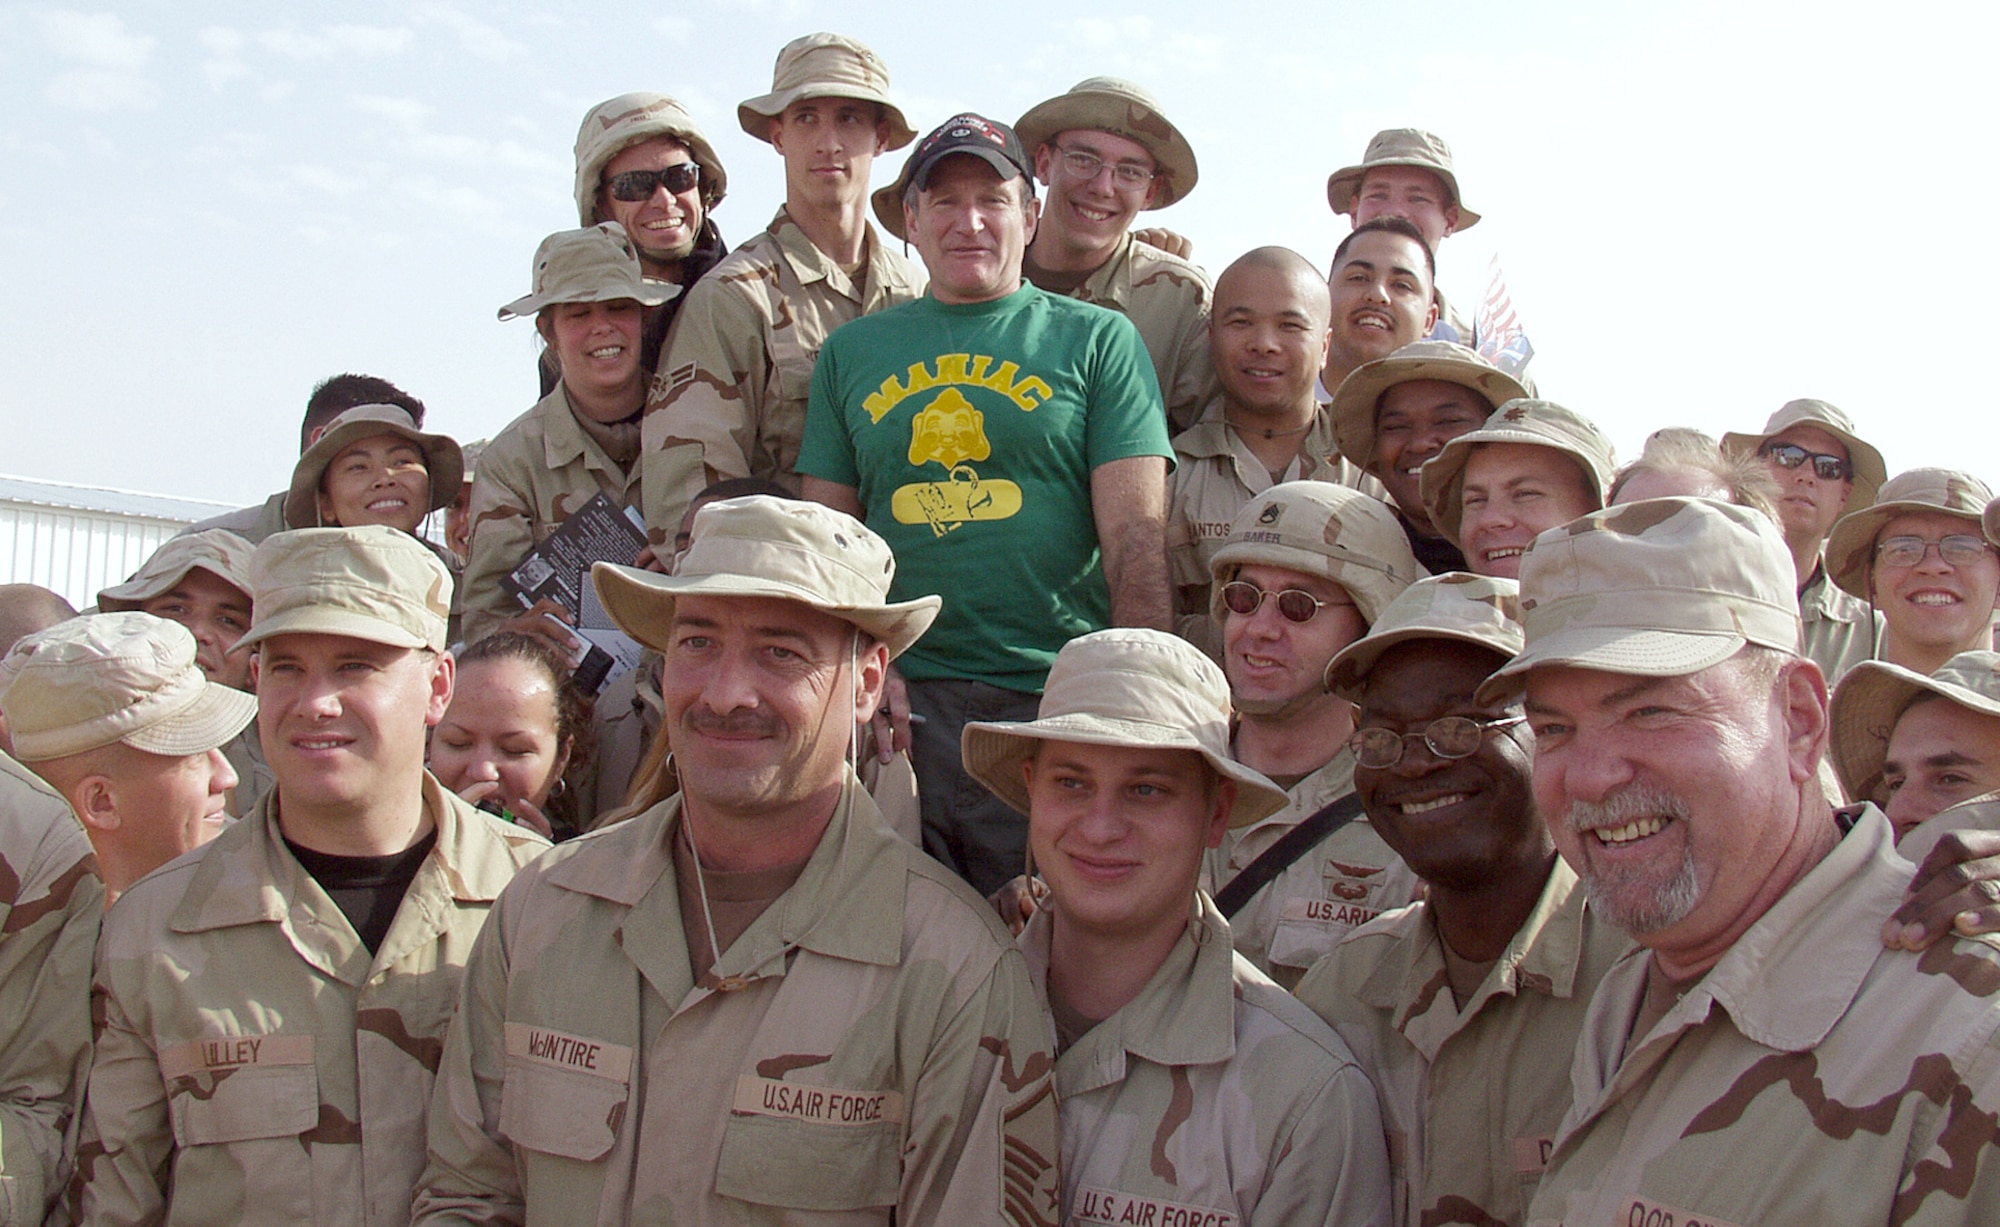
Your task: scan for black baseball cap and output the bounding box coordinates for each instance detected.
[871,113,1033,239]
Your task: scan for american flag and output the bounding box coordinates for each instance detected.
[1476,254,1534,378]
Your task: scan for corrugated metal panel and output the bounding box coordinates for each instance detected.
[0,473,234,523]
[0,502,199,610]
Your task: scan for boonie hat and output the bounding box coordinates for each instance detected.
[1830,650,2000,803]
[872,113,1034,241]
[1330,340,1527,472]
[1326,128,1481,229]
[0,612,257,762]
[499,222,676,321]
[1719,399,1886,520]
[236,526,454,654]
[593,495,939,661]
[961,628,1289,829]
[285,404,464,530]
[1208,481,1422,627]
[1419,399,1618,543]
[737,33,915,149]
[574,92,729,223]
[98,529,255,612]
[1481,497,1802,702]
[1014,77,1197,207]
[1326,573,1523,700]
[1825,468,1996,600]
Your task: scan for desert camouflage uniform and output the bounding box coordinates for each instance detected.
[71,777,546,1227]
[413,780,1060,1226]
[221,725,273,819]
[0,751,101,1227]
[182,493,289,546]
[1297,858,1630,1227]
[1528,807,2000,1227]
[640,209,923,536]
[1206,749,1420,991]
[1047,233,1216,434]
[461,385,641,646]
[1019,896,1392,1227]
[1800,563,1880,688]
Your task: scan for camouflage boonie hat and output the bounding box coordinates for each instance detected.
[97,529,255,612]
[961,628,1289,829]
[1480,497,1802,702]
[236,526,454,654]
[1325,573,1523,700]
[1325,128,1481,229]
[459,438,488,483]
[593,495,939,661]
[0,612,257,762]
[285,404,464,530]
[1014,77,1197,207]
[1825,468,1996,600]
[498,222,677,320]
[1208,481,1422,627]
[1329,340,1527,472]
[1419,399,1618,543]
[574,92,729,223]
[1719,399,1886,520]
[737,33,915,149]
[1830,651,2000,804]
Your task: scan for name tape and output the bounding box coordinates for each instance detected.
[160,1033,315,1081]
[504,1023,634,1083]
[1622,1196,1745,1227]
[1073,1185,1238,1227]
[1280,898,1381,928]
[732,1075,905,1128]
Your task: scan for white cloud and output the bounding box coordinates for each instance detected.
[1066,16,1153,46]
[38,10,152,68]
[290,164,359,194]
[351,94,433,127]
[198,25,247,88]
[653,16,694,42]
[416,5,525,60]
[258,25,413,60]
[46,68,159,111]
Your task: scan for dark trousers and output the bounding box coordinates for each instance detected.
[905,677,1041,898]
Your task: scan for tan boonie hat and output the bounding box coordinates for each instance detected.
[285,404,464,530]
[1719,399,1886,521]
[1208,481,1422,627]
[236,527,454,654]
[961,628,1289,829]
[1481,497,1803,702]
[1830,650,2000,804]
[1825,468,1997,600]
[1419,400,1618,543]
[737,33,915,150]
[574,92,729,224]
[97,529,255,612]
[459,438,488,483]
[593,495,939,661]
[1325,573,1523,700]
[498,222,676,321]
[1325,128,1481,229]
[0,612,257,762]
[1330,340,1528,472]
[1013,77,1197,208]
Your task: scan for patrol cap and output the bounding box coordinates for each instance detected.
[1825,468,1996,600]
[97,529,255,612]
[1419,399,1618,543]
[1480,497,1803,702]
[1326,128,1481,229]
[872,113,1034,241]
[961,628,1289,829]
[593,495,939,661]
[1208,481,1423,627]
[1013,77,1197,207]
[1325,573,1522,701]
[1830,651,2000,804]
[0,612,257,762]
[285,404,464,530]
[1330,340,1527,472]
[498,222,677,321]
[737,33,915,149]
[1719,399,1885,520]
[573,92,729,223]
[235,526,454,654]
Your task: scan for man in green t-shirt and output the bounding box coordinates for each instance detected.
[799,112,1173,896]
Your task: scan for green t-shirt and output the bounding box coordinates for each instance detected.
[799,283,1171,690]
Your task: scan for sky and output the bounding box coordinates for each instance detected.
[2,0,1995,508]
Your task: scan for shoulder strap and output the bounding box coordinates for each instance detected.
[1214,792,1368,919]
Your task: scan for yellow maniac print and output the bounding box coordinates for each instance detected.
[894,387,1022,536]
[864,353,1053,423]
[907,389,990,469]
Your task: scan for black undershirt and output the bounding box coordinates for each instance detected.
[1397,507,1469,574]
[286,831,438,955]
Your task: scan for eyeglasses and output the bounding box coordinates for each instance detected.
[1220,580,1339,623]
[606,163,701,201]
[1758,441,1853,482]
[1053,146,1156,190]
[1349,715,1527,770]
[1875,534,1992,568]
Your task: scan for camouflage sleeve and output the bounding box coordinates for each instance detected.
[1160,301,1217,437]
[68,964,172,1227]
[0,826,99,1227]
[899,943,1060,1227]
[459,463,539,648]
[1250,1058,1393,1227]
[641,269,774,533]
[1893,1017,2000,1226]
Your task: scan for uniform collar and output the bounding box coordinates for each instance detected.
[535,382,627,477]
[1170,405,1341,475]
[1799,557,1872,625]
[1072,231,1138,309]
[766,207,903,302]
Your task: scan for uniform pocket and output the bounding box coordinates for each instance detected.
[498,1023,632,1162]
[714,1112,901,1211]
[168,1063,320,1146]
